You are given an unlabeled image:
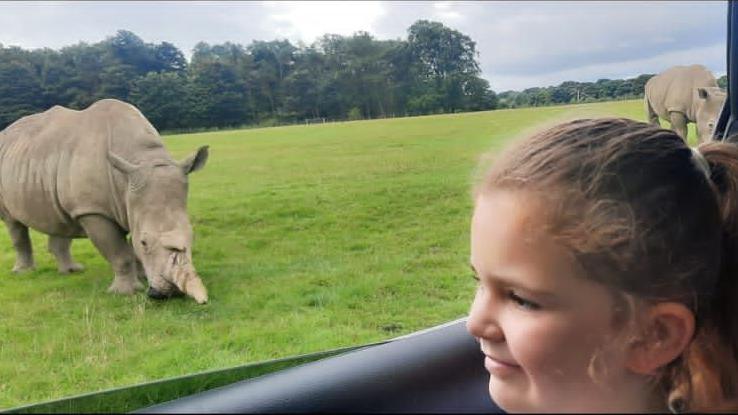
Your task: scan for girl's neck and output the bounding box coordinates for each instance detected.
[603,374,666,413]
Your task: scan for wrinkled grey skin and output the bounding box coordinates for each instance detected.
[0,99,208,303]
[645,64,726,143]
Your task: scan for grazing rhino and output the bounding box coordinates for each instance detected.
[0,99,209,303]
[645,64,726,143]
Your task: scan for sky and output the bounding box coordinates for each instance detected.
[0,1,728,91]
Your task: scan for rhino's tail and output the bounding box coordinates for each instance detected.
[645,95,660,126]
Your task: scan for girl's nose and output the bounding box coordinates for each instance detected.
[466,294,504,341]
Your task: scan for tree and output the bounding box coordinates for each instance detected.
[463,76,497,111]
[248,40,297,119]
[189,60,250,127]
[153,42,187,73]
[283,67,321,119]
[57,42,107,108]
[718,74,727,90]
[406,20,484,113]
[0,46,45,129]
[407,20,480,80]
[129,72,192,130]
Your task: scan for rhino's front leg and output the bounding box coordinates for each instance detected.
[669,111,689,141]
[48,236,85,274]
[4,219,35,273]
[78,214,144,295]
[128,239,147,283]
[135,256,146,283]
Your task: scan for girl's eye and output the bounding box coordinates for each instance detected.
[508,291,540,310]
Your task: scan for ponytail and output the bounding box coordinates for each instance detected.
[669,141,738,412]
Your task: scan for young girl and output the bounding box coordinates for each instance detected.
[466,118,738,413]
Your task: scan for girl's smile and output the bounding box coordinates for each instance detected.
[483,354,522,378]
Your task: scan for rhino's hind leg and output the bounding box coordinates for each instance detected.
[669,111,689,141]
[645,97,660,126]
[78,215,144,295]
[4,220,35,273]
[48,236,85,274]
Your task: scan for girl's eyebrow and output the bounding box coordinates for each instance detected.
[469,263,557,299]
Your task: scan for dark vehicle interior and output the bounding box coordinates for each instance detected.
[3,3,737,414]
[139,319,499,413]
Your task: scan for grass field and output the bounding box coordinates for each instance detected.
[0,100,696,408]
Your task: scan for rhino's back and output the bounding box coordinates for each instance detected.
[0,99,166,237]
[645,65,717,121]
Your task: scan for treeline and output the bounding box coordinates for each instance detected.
[0,20,497,131]
[497,74,728,109]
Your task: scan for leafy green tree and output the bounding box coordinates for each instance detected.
[56,42,107,108]
[129,72,192,130]
[551,84,573,104]
[98,63,137,101]
[248,40,297,118]
[153,42,187,73]
[631,74,654,95]
[189,60,250,127]
[283,67,321,119]
[407,20,480,80]
[105,30,153,73]
[407,20,488,113]
[718,74,727,89]
[0,46,45,129]
[463,76,497,110]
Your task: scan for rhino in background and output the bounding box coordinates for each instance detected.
[0,99,209,303]
[645,64,726,143]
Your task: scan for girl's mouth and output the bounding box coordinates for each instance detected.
[484,354,521,377]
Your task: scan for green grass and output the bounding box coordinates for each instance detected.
[0,100,693,409]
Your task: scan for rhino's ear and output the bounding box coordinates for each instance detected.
[181,145,209,175]
[108,152,139,174]
[697,87,710,100]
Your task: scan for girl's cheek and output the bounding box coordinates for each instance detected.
[509,312,608,383]
[503,317,548,368]
[503,313,578,374]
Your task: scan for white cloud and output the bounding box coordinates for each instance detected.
[0,1,729,90]
[433,1,453,10]
[490,43,726,92]
[263,1,386,43]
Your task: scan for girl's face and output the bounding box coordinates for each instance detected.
[468,190,650,413]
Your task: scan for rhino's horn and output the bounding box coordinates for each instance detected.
[184,275,208,305]
[170,260,208,304]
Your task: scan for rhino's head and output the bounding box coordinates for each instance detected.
[695,86,727,142]
[108,146,210,304]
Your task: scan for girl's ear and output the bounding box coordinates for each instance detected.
[625,302,695,375]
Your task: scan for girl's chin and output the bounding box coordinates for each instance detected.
[488,381,534,414]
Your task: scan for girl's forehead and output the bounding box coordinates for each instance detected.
[471,190,590,293]
[472,190,545,237]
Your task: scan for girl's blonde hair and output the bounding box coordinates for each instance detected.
[476,118,738,412]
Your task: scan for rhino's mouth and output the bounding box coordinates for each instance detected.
[148,252,207,304]
[147,275,183,300]
[147,286,169,300]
